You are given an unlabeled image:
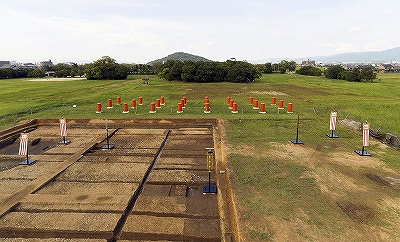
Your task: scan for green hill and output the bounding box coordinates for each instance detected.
[147,52,211,65]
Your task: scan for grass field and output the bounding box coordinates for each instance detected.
[1,73,400,241]
[1,73,399,134]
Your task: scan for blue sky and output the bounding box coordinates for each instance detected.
[1,0,399,63]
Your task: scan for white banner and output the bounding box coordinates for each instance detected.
[18,133,28,156]
[363,122,370,147]
[330,111,337,131]
[60,118,67,137]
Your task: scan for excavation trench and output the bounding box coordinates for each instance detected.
[108,130,171,242]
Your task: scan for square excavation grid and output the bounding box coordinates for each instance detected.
[0,119,236,241]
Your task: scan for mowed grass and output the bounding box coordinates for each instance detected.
[1,73,400,241]
[1,73,399,134]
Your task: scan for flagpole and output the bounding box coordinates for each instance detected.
[291,113,303,144]
[26,143,29,163]
[103,119,114,149]
[106,119,110,148]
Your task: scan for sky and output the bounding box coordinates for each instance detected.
[1,0,399,64]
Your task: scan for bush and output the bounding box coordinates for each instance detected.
[324,65,346,79]
[296,66,322,76]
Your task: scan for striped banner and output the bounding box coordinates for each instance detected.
[18,133,28,156]
[329,111,337,131]
[363,122,370,147]
[60,118,67,137]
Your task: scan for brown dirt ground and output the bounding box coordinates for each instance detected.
[0,119,229,241]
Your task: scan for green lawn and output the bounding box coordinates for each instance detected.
[1,73,399,135]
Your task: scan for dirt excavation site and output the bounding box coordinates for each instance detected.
[0,118,238,241]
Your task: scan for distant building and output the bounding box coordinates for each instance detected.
[37,59,54,68]
[301,59,316,66]
[0,60,10,68]
[20,63,38,68]
[45,71,56,76]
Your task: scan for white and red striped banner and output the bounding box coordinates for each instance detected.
[18,133,28,156]
[363,122,370,147]
[60,118,67,137]
[329,111,337,131]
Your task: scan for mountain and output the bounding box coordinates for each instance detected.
[147,52,211,65]
[253,47,400,64]
[313,47,400,63]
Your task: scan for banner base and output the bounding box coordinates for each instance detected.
[354,150,371,156]
[202,184,217,194]
[291,140,304,144]
[19,159,36,165]
[326,134,339,138]
[102,144,115,150]
[59,140,71,145]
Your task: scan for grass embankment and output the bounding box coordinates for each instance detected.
[1,73,400,241]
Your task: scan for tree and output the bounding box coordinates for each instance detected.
[54,63,72,77]
[296,66,322,76]
[225,61,261,83]
[156,59,260,83]
[272,63,280,72]
[346,68,361,82]
[181,60,198,82]
[195,61,219,83]
[0,68,13,79]
[288,61,297,72]
[264,62,273,74]
[279,60,289,74]
[256,62,273,74]
[158,68,172,81]
[27,68,45,78]
[324,65,345,79]
[360,66,376,82]
[85,56,128,80]
[151,62,164,74]
[170,61,184,81]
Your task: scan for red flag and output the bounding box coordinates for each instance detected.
[60,118,67,137]
[18,133,28,156]
[362,122,370,147]
[329,111,337,131]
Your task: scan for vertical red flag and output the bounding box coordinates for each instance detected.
[60,118,67,137]
[18,133,28,156]
[363,122,370,147]
[329,111,337,131]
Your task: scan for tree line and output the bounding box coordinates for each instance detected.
[0,57,154,80]
[324,65,377,82]
[0,56,377,82]
[155,59,263,83]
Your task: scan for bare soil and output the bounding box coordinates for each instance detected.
[0,119,233,241]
